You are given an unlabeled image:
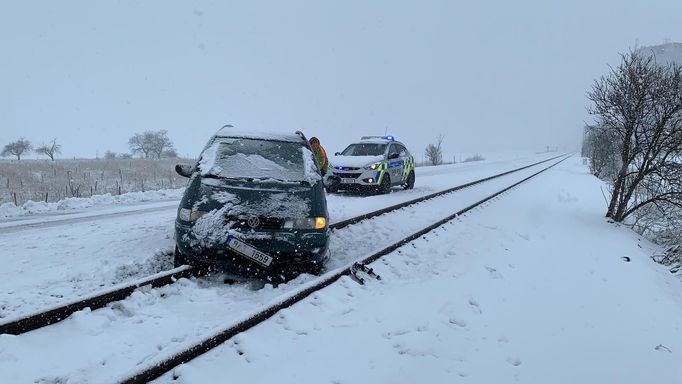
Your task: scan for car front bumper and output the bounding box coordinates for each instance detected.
[175,221,329,280]
[330,167,383,187]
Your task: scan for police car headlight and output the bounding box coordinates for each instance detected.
[283,217,327,229]
[365,162,381,170]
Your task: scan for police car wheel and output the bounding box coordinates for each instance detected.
[378,175,391,194]
[403,171,415,190]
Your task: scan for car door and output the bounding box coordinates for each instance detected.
[387,144,404,185]
[397,144,413,182]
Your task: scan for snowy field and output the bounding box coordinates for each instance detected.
[1,154,679,383]
[0,158,190,206]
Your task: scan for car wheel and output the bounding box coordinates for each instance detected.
[378,174,391,194]
[403,171,415,190]
[173,246,188,268]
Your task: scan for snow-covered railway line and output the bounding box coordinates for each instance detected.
[119,155,572,384]
[0,154,564,336]
[0,155,570,384]
[0,154,557,322]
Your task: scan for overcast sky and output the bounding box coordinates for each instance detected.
[2,1,681,159]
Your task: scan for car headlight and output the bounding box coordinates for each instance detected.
[178,208,208,222]
[365,162,381,170]
[283,217,327,229]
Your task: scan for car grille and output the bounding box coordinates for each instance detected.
[334,166,360,171]
[226,216,284,230]
[334,172,362,179]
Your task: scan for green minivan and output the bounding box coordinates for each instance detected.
[174,126,330,281]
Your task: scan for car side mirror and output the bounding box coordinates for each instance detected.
[388,153,399,160]
[334,152,341,156]
[175,164,193,178]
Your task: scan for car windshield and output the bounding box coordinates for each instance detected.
[341,143,387,156]
[199,138,310,182]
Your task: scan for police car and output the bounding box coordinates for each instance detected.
[327,135,415,194]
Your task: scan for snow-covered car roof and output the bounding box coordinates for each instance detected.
[214,127,305,143]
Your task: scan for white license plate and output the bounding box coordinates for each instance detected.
[227,237,273,267]
[341,178,355,184]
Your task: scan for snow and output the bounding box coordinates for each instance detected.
[214,128,304,143]
[302,147,322,184]
[0,153,556,322]
[198,138,318,183]
[0,188,184,220]
[0,154,562,383]
[150,156,682,383]
[6,153,675,383]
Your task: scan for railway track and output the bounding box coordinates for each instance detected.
[0,153,566,336]
[117,154,572,384]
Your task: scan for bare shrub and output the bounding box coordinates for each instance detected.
[1,138,32,160]
[463,154,485,162]
[35,138,62,161]
[424,134,444,165]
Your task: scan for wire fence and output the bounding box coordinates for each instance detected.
[0,158,194,205]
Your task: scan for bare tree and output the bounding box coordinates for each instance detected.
[103,150,117,160]
[424,134,444,166]
[35,138,62,161]
[1,138,32,160]
[582,124,620,180]
[587,51,682,223]
[162,148,179,158]
[128,130,174,159]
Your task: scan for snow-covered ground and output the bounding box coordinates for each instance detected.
[0,153,555,321]
[0,188,184,221]
[8,153,674,384]
[0,154,569,383]
[147,156,681,384]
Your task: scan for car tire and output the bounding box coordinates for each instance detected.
[378,174,391,194]
[403,171,415,190]
[173,246,188,268]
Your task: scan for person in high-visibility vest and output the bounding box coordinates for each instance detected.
[309,136,328,176]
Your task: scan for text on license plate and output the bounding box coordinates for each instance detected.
[341,178,355,184]
[227,237,273,267]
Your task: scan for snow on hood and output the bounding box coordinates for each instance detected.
[189,191,311,245]
[329,155,384,168]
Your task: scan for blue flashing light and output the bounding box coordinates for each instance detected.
[384,135,395,141]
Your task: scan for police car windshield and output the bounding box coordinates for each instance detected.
[341,143,387,156]
[199,138,307,182]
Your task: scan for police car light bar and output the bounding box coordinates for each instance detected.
[360,135,396,141]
